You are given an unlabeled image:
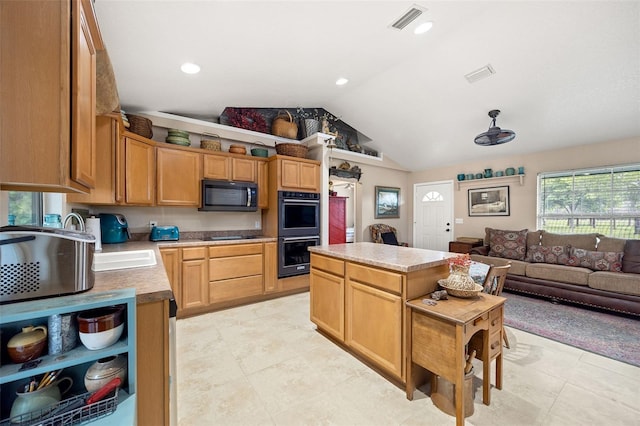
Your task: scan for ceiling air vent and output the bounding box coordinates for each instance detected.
[390,5,425,30]
[465,64,496,83]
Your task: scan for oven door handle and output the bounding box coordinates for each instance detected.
[247,187,252,207]
[282,199,320,205]
[282,236,320,241]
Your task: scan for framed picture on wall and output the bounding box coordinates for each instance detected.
[468,186,510,216]
[375,186,400,218]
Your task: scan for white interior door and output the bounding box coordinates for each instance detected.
[413,181,454,251]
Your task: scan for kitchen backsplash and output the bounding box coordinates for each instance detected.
[68,204,262,233]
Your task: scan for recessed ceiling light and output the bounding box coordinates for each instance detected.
[181,62,200,74]
[414,21,433,34]
[336,77,349,86]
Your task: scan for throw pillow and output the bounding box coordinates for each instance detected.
[567,247,623,272]
[622,239,640,274]
[488,228,528,261]
[526,245,570,265]
[380,232,399,246]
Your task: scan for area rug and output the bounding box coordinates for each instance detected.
[502,291,640,367]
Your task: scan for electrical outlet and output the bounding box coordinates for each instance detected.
[254,220,261,229]
[149,221,158,229]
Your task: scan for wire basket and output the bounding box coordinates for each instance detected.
[2,390,118,426]
[275,143,308,158]
[126,114,153,139]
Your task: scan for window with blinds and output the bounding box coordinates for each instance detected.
[537,164,640,238]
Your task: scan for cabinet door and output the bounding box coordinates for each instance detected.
[280,159,300,188]
[310,268,345,341]
[160,248,181,308]
[257,160,268,209]
[181,258,208,311]
[125,137,155,205]
[67,115,117,204]
[203,154,230,180]
[71,0,97,189]
[299,162,319,191]
[346,279,403,380]
[157,147,201,206]
[209,254,262,281]
[263,242,278,292]
[231,157,256,182]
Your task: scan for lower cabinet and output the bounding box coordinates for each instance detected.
[310,254,345,341]
[208,244,263,304]
[0,289,137,425]
[181,247,208,313]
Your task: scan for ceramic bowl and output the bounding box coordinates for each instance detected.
[79,323,124,350]
[7,326,47,364]
[84,355,127,392]
[251,148,268,157]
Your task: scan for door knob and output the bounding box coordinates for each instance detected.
[445,229,450,232]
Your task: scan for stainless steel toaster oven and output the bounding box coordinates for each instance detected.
[0,226,95,303]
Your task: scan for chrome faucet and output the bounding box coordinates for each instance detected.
[63,212,85,232]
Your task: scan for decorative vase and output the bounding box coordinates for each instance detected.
[446,265,477,290]
[302,119,320,138]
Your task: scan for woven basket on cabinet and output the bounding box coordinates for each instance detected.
[126,114,153,139]
[275,143,308,158]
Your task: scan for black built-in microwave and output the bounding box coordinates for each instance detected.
[199,180,258,212]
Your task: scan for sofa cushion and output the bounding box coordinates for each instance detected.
[622,239,640,274]
[541,231,598,251]
[487,228,528,260]
[470,254,527,276]
[567,247,623,272]
[589,271,640,296]
[525,263,591,286]
[597,235,627,252]
[484,228,541,248]
[525,244,570,265]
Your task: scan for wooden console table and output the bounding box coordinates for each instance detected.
[405,293,505,426]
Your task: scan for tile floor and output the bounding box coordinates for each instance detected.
[176,292,640,425]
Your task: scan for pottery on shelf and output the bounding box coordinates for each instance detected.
[10,377,73,421]
[7,325,47,364]
[505,167,516,176]
[84,355,127,392]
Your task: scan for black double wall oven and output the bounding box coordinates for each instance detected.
[277,191,320,278]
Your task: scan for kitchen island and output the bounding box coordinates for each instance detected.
[308,242,457,385]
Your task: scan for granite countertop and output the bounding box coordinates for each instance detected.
[309,242,456,273]
[92,238,277,303]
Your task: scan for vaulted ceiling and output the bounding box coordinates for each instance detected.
[95,1,640,171]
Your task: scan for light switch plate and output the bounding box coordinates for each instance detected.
[455,218,464,224]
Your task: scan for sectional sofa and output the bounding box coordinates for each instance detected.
[470,228,640,316]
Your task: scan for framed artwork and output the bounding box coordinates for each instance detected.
[375,186,400,218]
[468,186,510,216]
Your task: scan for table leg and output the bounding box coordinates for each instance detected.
[482,329,491,405]
[406,308,414,400]
[455,325,465,426]
[496,352,503,390]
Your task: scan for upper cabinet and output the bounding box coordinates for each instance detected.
[156,147,201,206]
[0,0,103,193]
[272,156,320,192]
[203,153,256,182]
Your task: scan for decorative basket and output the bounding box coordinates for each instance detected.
[200,138,221,151]
[275,143,308,158]
[271,110,298,139]
[437,279,483,298]
[126,114,153,139]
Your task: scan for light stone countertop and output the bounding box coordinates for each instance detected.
[92,237,277,303]
[309,242,456,273]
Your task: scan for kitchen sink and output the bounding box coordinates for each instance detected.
[92,249,157,272]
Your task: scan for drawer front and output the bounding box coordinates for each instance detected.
[182,247,206,260]
[209,254,262,281]
[347,262,402,295]
[208,243,262,258]
[209,275,263,303]
[489,330,502,359]
[465,312,489,337]
[311,254,344,277]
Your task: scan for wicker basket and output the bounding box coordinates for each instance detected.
[127,114,153,139]
[275,143,308,158]
[438,279,483,298]
[200,138,221,151]
[271,110,298,139]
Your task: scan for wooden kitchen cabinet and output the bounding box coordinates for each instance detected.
[67,115,120,204]
[208,244,263,304]
[203,153,257,182]
[257,160,269,209]
[263,241,278,293]
[156,147,201,206]
[180,247,208,313]
[268,156,320,192]
[123,135,156,205]
[160,248,181,307]
[329,196,347,244]
[1,0,103,193]
[310,254,345,341]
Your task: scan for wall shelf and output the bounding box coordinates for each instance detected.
[456,174,525,190]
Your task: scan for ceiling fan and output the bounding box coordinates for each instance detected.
[474,109,516,146]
